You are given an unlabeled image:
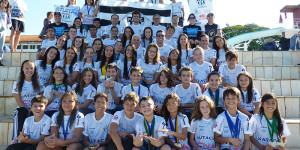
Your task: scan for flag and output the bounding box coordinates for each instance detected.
[285,8,287,19]
[279,14,283,23]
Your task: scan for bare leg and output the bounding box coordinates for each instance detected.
[10,29,16,52]
[14,31,21,52]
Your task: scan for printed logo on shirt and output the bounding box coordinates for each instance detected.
[113,115,118,120]
[197,0,205,6]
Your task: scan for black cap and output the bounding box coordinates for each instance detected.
[54,12,61,16]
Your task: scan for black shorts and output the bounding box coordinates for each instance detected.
[10,19,25,32]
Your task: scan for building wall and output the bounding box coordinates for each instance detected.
[293,9,300,29]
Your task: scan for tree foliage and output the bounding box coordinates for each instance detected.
[222,24,281,51]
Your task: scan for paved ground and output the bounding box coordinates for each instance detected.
[0,146,7,150]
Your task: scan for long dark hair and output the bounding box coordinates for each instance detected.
[177,33,191,59]
[158,68,175,88]
[49,67,69,92]
[83,47,95,68]
[56,35,67,50]
[142,27,153,47]
[72,36,85,61]
[84,0,94,6]
[17,60,40,93]
[123,44,137,79]
[73,17,83,34]
[75,68,97,96]
[1,0,10,16]
[40,46,60,70]
[259,93,283,138]
[56,91,78,129]
[99,46,115,68]
[161,93,185,126]
[63,46,78,74]
[212,35,229,60]
[237,71,253,104]
[92,38,104,62]
[122,26,134,48]
[191,95,217,120]
[167,49,182,73]
[145,43,160,64]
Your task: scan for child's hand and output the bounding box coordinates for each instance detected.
[104,80,110,88]
[109,80,115,88]
[17,128,29,143]
[265,144,274,150]
[50,90,54,99]
[45,133,56,148]
[131,132,147,142]
[158,129,174,136]
[276,145,285,150]
[145,136,162,147]
[154,104,162,114]
[56,91,63,99]
[119,131,130,138]
[229,138,243,147]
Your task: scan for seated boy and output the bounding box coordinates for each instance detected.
[6,95,51,150]
[107,92,144,150]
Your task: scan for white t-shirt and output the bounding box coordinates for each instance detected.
[137,59,163,81]
[55,60,80,77]
[189,118,216,149]
[136,46,146,61]
[180,49,193,65]
[51,111,84,141]
[10,0,27,22]
[189,61,213,84]
[129,24,145,36]
[103,38,119,47]
[171,2,183,18]
[23,115,51,140]
[72,83,96,110]
[12,81,44,108]
[35,60,53,86]
[219,64,246,87]
[95,61,116,82]
[57,49,65,60]
[217,49,226,67]
[162,63,185,83]
[165,113,190,148]
[213,110,252,149]
[97,82,123,110]
[135,115,167,145]
[121,84,149,100]
[103,24,125,37]
[203,88,224,108]
[149,83,174,105]
[85,29,103,39]
[76,29,83,37]
[172,26,183,41]
[111,110,144,134]
[240,89,261,112]
[86,37,96,47]
[41,39,57,50]
[80,5,95,25]
[150,25,166,39]
[44,84,72,111]
[173,83,202,104]
[67,39,73,48]
[158,44,173,59]
[164,38,177,49]
[117,60,133,85]
[83,112,113,144]
[78,61,97,73]
[250,114,290,150]
[204,48,217,63]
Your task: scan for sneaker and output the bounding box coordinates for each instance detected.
[0,62,3,66]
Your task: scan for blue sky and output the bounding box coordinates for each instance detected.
[9,0,299,35]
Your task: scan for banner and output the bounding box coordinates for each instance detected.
[99,0,172,27]
[54,6,80,26]
[189,0,213,26]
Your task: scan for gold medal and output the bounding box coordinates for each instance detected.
[276,142,284,146]
[269,141,276,147]
[174,143,182,148]
[100,75,106,80]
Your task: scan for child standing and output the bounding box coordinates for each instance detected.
[173,66,202,116]
[80,0,96,31]
[0,0,10,66]
[108,92,144,150]
[170,0,184,27]
[132,96,170,150]
[160,93,190,149]
[6,95,51,150]
[203,72,225,115]
[250,93,290,150]
[36,92,84,150]
[219,50,246,87]
[189,95,219,150]
[237,72,261,117]
[83,93,113,150]
[213,87,251,149]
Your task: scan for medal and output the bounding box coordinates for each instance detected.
[174,143,182,147]
[131,84,141,98]
[144,116,155,148]
[62,116,71,140]
[264,113,280,143]
[100,75,106,80]
[208,88,219,107]
[225,110,241,139]
[169,115,180,146]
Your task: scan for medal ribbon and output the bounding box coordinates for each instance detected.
[101,63,108,75]
[169,115,179,144]
[52,83,65,91]
[86,5,92,16]
[225,110,241,139]
[264,113,280,142]
[144,116,155,148]
[131,84,141,97]
[208,88,219,107]
[62,116,71,140]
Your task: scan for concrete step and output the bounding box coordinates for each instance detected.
[2,52,37,67]
[245,65,300,80]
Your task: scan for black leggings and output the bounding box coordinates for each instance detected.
[6,143,37,150]
[106,138,134,150]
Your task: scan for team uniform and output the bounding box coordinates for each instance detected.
[83,112,113,144]
[51,111,84,141]
[43,84,72,111]
[129,24,145,36]
[189,61,213,84]
[250,114,291,150]
[86,36,96,47]
[57,49,65,60]
[172,26,183,41]
[72,83,97,110]
[41,39,56,50]
[121,84,149,100]
[35,60,52,86]
[204,48,217,63]
[240,89,261,113]
[111,110,144,134]
[173,83,202,104]
[116,59,133,85]
[23,115,51,139]
[136,46,146,61]
[80,5,95,26]
[164,38,177,49]
[216,49,226,67]
[97,81,123,111]
[103,24,125,38]
[137,59,163,81]
[55,60,80,77]
[203,88,225,109]
[163,63,185,83]
[180,48,193,65]
[165,113,190,149]
[158,44,173,61]
[102,38,119,47]
[10,0,27,32]
[149,83,174,105]
[78,61,97,73]
[95,61,117,82]
[219,64,246,87]
[213,110,251,149]
[150,25,166,39]
[189,118,216,149]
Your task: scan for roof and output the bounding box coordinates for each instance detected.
[5,35,42,43]
[280,4,300,13]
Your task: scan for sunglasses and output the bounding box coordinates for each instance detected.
[156,34,165,37]
[207,14,214,17]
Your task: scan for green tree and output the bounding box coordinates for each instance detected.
[222,24,280,51]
